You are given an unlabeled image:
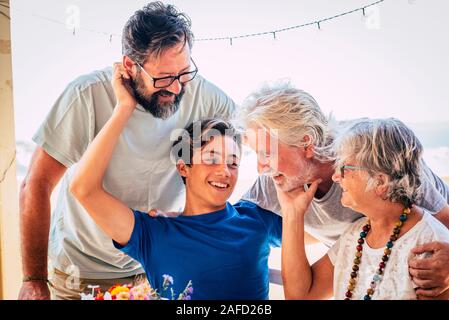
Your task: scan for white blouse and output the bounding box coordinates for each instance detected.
[327,210,449,300]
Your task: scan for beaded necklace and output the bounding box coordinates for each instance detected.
[345,207,411,300]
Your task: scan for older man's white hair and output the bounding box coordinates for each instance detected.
[239,81,335,162]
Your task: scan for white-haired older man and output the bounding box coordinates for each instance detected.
[240,82,449,298]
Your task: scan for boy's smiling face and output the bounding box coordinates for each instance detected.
[179,135,241,211]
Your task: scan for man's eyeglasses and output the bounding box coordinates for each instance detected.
[135,58,198,89]
[339,165,365,178]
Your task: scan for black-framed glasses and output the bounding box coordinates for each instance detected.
[136,58,198,89]
[340,165,365,178]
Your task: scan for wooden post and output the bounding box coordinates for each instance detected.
[0,0,21,299]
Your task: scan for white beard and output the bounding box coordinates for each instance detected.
[276,160,316,192]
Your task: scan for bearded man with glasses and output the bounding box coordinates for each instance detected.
[131,58,198,119]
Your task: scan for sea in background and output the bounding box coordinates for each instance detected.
[408,122,449,177]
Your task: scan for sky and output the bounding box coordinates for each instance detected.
[10,0,449,142]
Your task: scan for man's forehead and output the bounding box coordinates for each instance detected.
[246,123,277,137]
[245,126,279,147]
[145,44,191,70]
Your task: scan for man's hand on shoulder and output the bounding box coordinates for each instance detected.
[409,241,449,297]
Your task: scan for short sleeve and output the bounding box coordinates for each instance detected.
[200,78,237,119]
[260,206,282,247]
[268,213,282,247]
[241,175,282,216]
[236,200,282,247]
[113,210,149,263]
[32,79,95,167]
[416,160,449,214]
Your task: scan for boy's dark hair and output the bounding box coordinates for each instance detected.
[171,119,242,184]
[122,2,194,64]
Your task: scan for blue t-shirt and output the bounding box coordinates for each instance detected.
[113,200,282,300]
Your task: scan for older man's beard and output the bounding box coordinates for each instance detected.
[130,72,185,120]
[277,175,305,192]
[272,160,316,192]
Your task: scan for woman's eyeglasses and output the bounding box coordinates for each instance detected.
[339,165,365,178]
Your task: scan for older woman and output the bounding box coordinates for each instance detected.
[278,118,449,300]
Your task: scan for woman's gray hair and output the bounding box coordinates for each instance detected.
[239,81,335,162]
[334,118,423,207]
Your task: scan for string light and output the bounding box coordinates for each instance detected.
[195,0,385,43]
[7,4,122,39]
[7,0,385,44]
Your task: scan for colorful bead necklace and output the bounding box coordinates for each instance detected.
[345,207,411,300]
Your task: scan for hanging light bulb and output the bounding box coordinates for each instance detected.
[65,4,80,35]
[362,6,381,30]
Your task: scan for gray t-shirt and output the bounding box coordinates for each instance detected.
[33,67,236,278]
[241,162,449,247]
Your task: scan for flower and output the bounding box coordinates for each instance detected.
[162,274,174,290]
[177,280,194,300]
[80,275,193,300]
[109,285,130,296]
